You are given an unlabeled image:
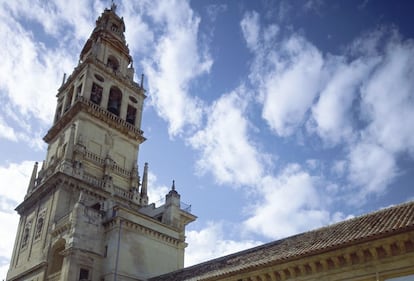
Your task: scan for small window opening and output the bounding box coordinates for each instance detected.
[126,105,136,125]
[79,268,89,281]
[111,24,119,33]
[104,245,108,257]
[90,83,103,105]
[91,203,101,211]
[64,87,74,112]
[107,86,122,116]
[107,56,119,72]
[76,83,83,99]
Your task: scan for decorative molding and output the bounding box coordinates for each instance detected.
[44,97,145,143]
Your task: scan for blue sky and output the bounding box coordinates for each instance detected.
[1,0,414,278]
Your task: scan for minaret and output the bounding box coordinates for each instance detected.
[7,5,195,281]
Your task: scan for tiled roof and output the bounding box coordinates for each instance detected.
[149,201,414,281]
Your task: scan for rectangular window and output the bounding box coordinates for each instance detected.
[79,268,89,280]
[104,245,108,257]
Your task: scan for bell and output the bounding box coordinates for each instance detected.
[108,100,119,115]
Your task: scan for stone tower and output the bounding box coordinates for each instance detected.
[7,5,196,281]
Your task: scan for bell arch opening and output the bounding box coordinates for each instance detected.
[107,55,119,72]
[107,86,122,116]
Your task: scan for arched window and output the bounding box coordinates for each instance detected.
[107,55,119,72]
[126,105,136,125]
[90,83,103,105]
[107,86,122,116]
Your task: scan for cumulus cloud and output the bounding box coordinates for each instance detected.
[244,19,324,137]
[189,88,263,187]
[310,56,379,145]
[120,2,155,56]
[147,171,170,205]
[360,39,414,155]
[0,0,87,151]
[344,36,414,200]
[142,0,212,136]
[240,11,260,51]
[185,222,261,266]
[244,164,330,239]
[187,87,332,239]
[0,117,17,141]
[4,0,102,42]
[347,142,397,200]
[241,11,414,207]
[261,35,323,136]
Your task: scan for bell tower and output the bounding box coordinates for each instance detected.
[7,4,196,281]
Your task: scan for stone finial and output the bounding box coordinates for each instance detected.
[140,162,149,205]
[26,162,38,196]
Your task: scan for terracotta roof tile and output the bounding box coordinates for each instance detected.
[150,201,414,281]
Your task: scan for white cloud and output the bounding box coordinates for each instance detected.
[360,40,414,155]
[260,35,323,136]
[310,57,379,145]
[0,4,78,127]
[0,161,34,279]
[185,222,261,266]
[143,0,212,136]
[244,164,330,239]
[4,1,102,42]
[241,11,414,208]
[240,11,260,51]
[345,36,414,200]
[120,2,155,56]
[347,142,397,200]
[0,117,17,141]
[189,89,263,187]
[147,171,170,205]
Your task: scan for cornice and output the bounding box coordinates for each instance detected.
[103,216,183,248]
[199,232,414,281]
[43,96,146,143]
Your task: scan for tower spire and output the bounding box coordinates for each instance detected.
[140,162,149,205]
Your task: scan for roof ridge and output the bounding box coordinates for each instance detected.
[149,200,414,281]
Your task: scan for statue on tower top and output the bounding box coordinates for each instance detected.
[111,1,117,12]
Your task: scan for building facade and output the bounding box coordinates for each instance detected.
[6,5,414,281]
[7,5,195,281]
